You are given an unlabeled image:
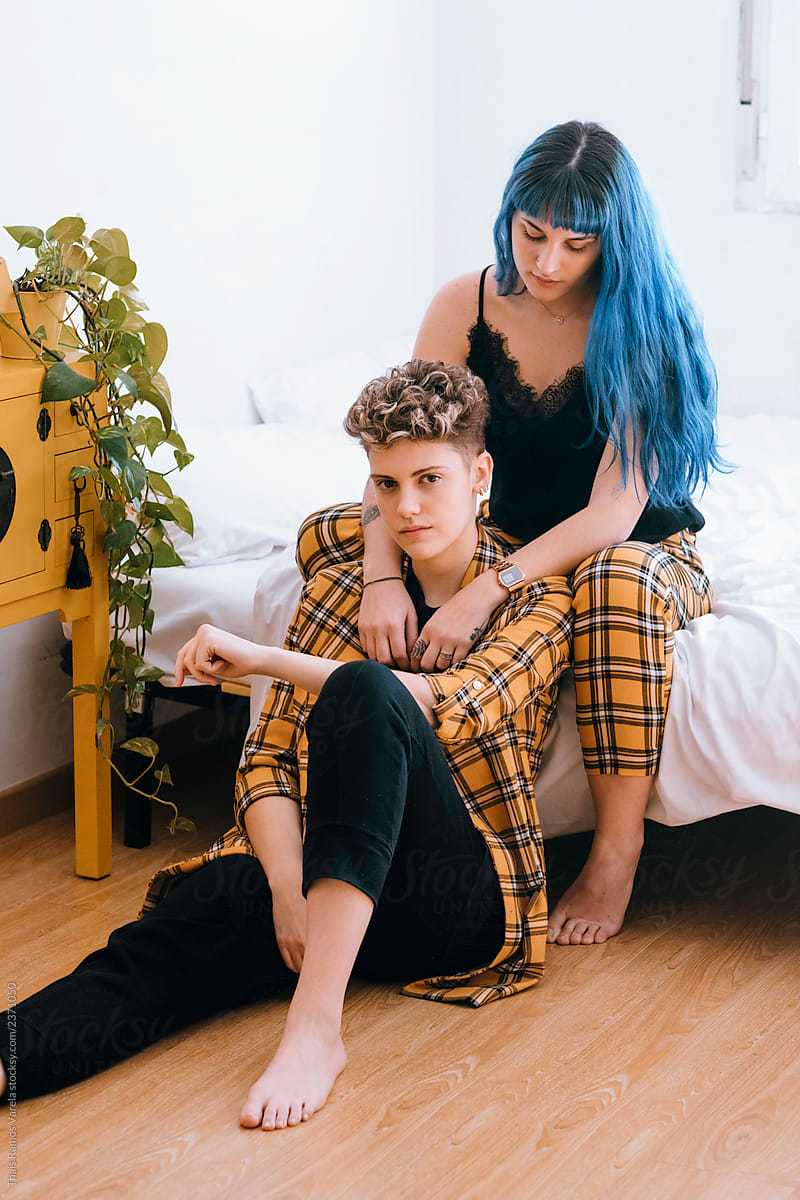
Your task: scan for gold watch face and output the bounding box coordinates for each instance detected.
[498,564,524,589]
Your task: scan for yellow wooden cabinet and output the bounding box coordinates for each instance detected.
[0,351,112,878]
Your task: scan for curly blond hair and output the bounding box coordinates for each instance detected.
[344,359,488,459]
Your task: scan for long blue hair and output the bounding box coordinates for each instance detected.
[493,121,725,505]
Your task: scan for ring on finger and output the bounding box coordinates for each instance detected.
[437,650,454,662]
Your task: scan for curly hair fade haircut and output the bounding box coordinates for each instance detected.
[344,359,488,460]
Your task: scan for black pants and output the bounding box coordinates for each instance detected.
[0,661,505,1100]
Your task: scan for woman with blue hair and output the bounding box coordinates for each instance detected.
[298,120,723,948]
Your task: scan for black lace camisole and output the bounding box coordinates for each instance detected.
[466,267,703,544]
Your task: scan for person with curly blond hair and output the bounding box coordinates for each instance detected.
[1,361,572,1130]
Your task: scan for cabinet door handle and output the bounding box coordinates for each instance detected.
[37,408,52,442]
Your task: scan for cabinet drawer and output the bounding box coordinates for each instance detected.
[0,394,46,583]
[54,446,96,504]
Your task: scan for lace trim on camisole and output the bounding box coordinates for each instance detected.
[467,319,585,422]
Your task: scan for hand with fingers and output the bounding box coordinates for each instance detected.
[408,579,498,673]
[174,624,268,686]
[358,577,419,669]
[271,887,307,973]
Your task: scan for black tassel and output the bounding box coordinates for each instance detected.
[66,478,92,589]
[66,524,92,588]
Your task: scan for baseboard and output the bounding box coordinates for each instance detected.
[0,702,251,840]
[0,763,74,837]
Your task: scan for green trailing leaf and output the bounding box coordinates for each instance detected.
[94,426,129,471]
[162,494,193,535]
[143,322,168,371]
[63,683,102,699]
[104,297,127,328]
[41,362,96,404]
[104,519,138,551]
[4,225,44,249]
[93,255,137,287]
[123,457,148,499]
[119,736,158,758]
[97,468,123,500]
[120,311,146,332]
[90,227,130,258]
[171,817,198,833]
[129,416,164,455]
[95,716,112,742]
[114,368,139,400]
[143,500,177,522]
[68,464,95,480]
[125,594,144,627]
[134,664,164,681]
[148,471,174,499]
[154,765,173,787]
[46,216,86,244]
[151,540,184,568]
[174,449,194,470]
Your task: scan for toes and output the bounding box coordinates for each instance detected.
[286,1101,304,1127]
[239,1095,265,1128]
[568,921,590,945]
[260,1103,277,1131]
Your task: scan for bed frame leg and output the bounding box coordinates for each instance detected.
[122,687,155,848]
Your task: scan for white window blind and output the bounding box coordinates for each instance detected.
[736,0,800,212]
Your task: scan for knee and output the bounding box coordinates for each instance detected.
[307,660,403,744]
[572,542,667,617]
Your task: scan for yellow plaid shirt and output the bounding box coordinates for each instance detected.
[141,519,573,1007]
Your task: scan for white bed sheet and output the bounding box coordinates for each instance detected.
[129,555,272,689]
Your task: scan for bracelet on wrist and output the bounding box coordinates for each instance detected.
[363,576,404,588]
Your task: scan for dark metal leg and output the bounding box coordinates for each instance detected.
[123,686,155,848]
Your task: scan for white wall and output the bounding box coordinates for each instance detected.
[432,0,800,420]
[3,0,798,799]
[1,0,436,426]
[0,0,436,794]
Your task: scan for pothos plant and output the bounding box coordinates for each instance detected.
[1,217,197,832]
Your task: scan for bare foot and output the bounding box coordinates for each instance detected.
[547,836,643,945]
[239,1012,347,1131]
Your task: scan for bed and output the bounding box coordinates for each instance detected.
[119,346,800,839]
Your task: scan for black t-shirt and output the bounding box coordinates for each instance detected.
[466,267,704,545]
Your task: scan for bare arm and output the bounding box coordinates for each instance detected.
[359,477,418,669]
[243,794,306,971]
[175,626,435,724]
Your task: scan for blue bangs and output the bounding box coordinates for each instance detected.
[511,181,605,240]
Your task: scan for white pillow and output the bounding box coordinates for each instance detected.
[247,338,415,429]
[148,422,368,566]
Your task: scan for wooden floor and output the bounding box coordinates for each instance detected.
[2,710,799,1199]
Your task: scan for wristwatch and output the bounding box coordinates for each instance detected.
[493,558,526,593]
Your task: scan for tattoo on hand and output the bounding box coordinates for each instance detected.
[410,638,428,658]
[469,626,484,644]
[363,504,381,527]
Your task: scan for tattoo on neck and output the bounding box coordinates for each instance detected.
[363,504,381,527]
